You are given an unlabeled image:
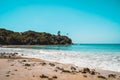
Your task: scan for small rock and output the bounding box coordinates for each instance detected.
[14,69,18,71]
[98,75,106,79]
[81,71,86,74]
[56,67,64,70]
[11,64,14,66]
[52,75,57,79]
[90,71,95,75]
[40,74,48,78]
[83,75,87,77]
[24,63,31,66]
[33,75,35,77]
[71,66,76,71]
[108,74,116,78]
[54,70,58,72]
[49,63,55,67]
[62,69,71,73]
[22,60,27,62]
[41,62,46,66]
[83,68,90,73]
[6,75,10,77]
[25,67,27,69]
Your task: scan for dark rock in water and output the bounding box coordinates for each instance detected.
[108,74,116,78]
[40,74,48,78]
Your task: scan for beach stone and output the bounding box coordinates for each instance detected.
[82,68,90,73]
[0,52,19,59]
[108,74,116,78]
[40,62,46,66]
[33,75,35,77]
[49,63,55,67]
[54,69,58,72]
[83,75,87,78]
[98,75,107,80]
[40,74,48,78]
[22,60,27,62]
[14,69,18,71]
[6,75,10,77]
[52,75,57,79]
[56,67,64,71]
[24,63,31,66]
[90,71,95,75]
[62,69,71,73]
[71,66,76,71]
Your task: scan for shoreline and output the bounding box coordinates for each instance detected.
[0,47,120,72]
[0,52,120,80]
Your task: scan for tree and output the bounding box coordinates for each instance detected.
[57,31,61,36]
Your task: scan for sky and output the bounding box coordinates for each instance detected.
[0,0,120,43]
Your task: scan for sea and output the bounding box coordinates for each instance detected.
[0,44,120,72]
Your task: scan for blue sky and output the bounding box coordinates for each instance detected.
[0,0,120,43]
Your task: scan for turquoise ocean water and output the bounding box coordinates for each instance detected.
[0,44,120,72]
[31,44,120,52]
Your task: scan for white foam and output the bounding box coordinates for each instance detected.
[0,47,120,72]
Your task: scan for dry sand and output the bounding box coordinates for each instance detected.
[0,53,120,80]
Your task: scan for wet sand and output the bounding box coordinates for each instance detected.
[0,53,120,80]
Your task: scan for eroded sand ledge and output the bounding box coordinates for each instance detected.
[0,53,120,80]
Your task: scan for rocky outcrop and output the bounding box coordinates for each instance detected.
[0,28,72,45]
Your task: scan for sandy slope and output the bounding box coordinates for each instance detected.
[0,53,120,80]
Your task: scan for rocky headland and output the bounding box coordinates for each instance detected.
[0,28,72,45]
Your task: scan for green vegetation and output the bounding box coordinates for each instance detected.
[0,28,72,45]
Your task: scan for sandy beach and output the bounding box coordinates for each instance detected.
[0,52,120,80]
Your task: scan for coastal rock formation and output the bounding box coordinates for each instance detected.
[0,28,72,45]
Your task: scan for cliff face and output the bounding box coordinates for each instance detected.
[0,28,72,45]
